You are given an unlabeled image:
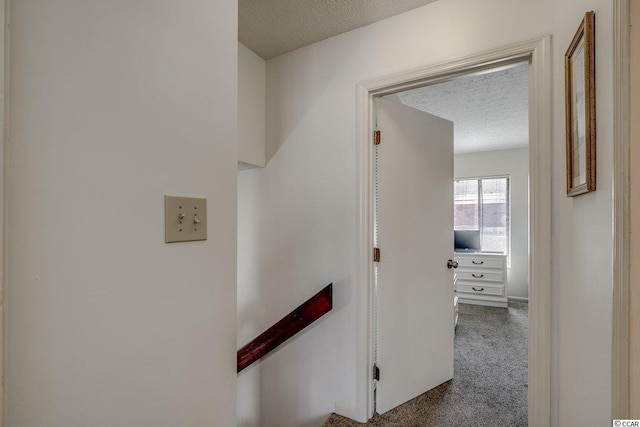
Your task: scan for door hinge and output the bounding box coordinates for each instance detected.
[373,130,381,146]
[373,364,380,381]
[373,247,381,263]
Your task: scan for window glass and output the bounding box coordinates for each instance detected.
[480,178,509,253]
[453,180,479,230]
[454,177,509,255]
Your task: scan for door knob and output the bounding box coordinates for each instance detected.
[447,259,458,269]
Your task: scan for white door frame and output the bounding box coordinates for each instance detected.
[349,36,552,424]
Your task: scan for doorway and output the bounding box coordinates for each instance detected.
[372,61,529,422]
[391,60,530,305]
[353,36,551,424]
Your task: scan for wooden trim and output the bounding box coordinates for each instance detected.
[237,284,333,373]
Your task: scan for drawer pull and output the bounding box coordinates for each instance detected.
[472,287,484,292]
[472,274,484,278]
[472,260,484,264]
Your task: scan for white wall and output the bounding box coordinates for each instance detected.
[238,0,616,425]
[454,148,529,300]
[237,158,356,427]
[553,2,613,424]
[238,43,266,168]
[237,171,263,427]
[7,1,238,426]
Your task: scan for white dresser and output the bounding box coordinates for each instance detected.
[454,252,508,308]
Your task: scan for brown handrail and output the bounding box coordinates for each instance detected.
[237,283,333,373]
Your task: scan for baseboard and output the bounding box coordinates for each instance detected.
[508,296,529,303]
[458,297,508,308]
[334,402,364,423]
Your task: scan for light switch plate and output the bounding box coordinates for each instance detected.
[165,195,207,243]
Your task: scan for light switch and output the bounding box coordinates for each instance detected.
[165,195,207,243]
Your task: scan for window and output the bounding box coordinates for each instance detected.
[454,177,509,255]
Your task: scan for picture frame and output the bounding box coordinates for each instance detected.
[564,11,596,197]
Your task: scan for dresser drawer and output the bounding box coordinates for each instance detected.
[452,252,508,307]
[456,282,504,296]
[455,256,505,270]
[456,270,504,283]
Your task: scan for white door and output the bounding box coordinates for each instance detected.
[375,97,455,414]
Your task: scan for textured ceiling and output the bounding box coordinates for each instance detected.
[395,62,529,154]
[239,0,437,59]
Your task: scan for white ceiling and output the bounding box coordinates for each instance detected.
[239,1,529,155]
[239,0,438,59]
[394,62,529,154]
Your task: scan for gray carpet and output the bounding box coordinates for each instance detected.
[324,302,528,426]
